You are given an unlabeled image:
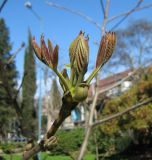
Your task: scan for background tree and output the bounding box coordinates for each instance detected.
[21,30,37,139]
[46,78,62,131]
[109,19,152,71]
[97,66,152,158]
[0,18,17,139]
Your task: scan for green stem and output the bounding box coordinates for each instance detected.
[54,69,70,91]
[86,67,100,85]
[76,73,84,87]
[86,61,106,85]
[70,68,77,87]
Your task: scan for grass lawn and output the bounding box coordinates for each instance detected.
[1,153,95,160]
[2,154,21,160]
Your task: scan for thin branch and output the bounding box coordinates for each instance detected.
[108,3,152,23]
[100,0,105,16]
[92,97,152,127]
[93,130,99,160]
[107,3,152,23]
[77,67,139,159]
[7,42,25,65]
[98,68,137,95]
[101,0,110,33]
[111,0,144,30]
[45,0,152,33]
[46,1,101,30]
[77,92,98,160]
[0,0,8,13]
[98,63,152,95]
[85,68,140,104]
[30,8,42,21]
[77,1,111,159]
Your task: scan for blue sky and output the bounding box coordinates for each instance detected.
[1,0,152,92]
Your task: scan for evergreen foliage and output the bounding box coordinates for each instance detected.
[50,128,85,155]
[21,30,37,138]
[97,67,152,156]
[0,18,17,139]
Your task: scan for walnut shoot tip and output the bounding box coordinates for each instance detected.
[69,31,89,76]
[96,31,116,68]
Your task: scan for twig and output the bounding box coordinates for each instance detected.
[92,97,152,127]
[98,63,152,95]
[77,92,98,160]
[86,66,150,104]
[77,1,110,159]
[77,67,138,159]
[30,8,42,21]
[7,42,25,65]
[46,1,101,30]
[101,0,110,33]
[94,130,99,160]
[100,0,105,16]
[46,0,152,32]
[108,3,152,23]
[98,68,136,95]
[0,0,8,13]
[111,0,144,30]
[78,54,139,160]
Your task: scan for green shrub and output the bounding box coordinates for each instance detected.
[50,127,85,155]
[0,142,26,154]
[115,133,132,152]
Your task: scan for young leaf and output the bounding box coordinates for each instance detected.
[52,45,59,69]
[69,31,89,75]
[32,37,42,60]
[96,32,116,68]
[41,35,51,65]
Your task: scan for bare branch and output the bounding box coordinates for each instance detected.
[92,97,152,127]
[100,0,105,16]
[98,68,137,95]
[7,42,25,65]
[77,67,140,159]
[108,1,152,25]
[101,0,110,33]
[77,1,111,159]
[111,0,144,30]
[45,0,152,33]
[86,69,136,102]
[77,91,98,160]
[46,1,101,30]
[0,0,8,13]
